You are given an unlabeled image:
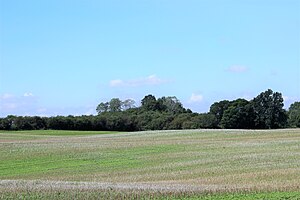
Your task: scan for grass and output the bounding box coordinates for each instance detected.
[0,129,300,199]
[1,189,300,200]
[0,130,119,136]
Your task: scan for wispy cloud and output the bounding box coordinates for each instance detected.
[189,93,204,103]
[0,93,97,117]
[283,96,299,103]
[283,96,299,109]
[109,75,168,87]
[0,93,14,99]
[23,92,34,97]
[110,79,124,87]
[0,93,38,117]
[226,65,248,73]
[40,105,97,117]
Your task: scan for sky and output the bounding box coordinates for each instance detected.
[0,0,299,117]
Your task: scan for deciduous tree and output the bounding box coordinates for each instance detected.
[141,95,158,111]
[96,102,109,114]
[251,89,287,129]
[122,99,136,110]
[209,100,230,127]
[220,99,254,129]
[109,98,122,112]
[288,102,300,128]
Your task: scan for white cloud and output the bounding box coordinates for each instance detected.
[37,108,47,113]
[145,75,165,85]
[0,93,38,117]
[282,96,300,102]
[23,92,34,97]
[283,96,300,109]
[226,65,248,73]
[109,79,124,87]
[109,75,168,87]
[0,91,101,117]
[45,105,97,116]
[84,108,96,116]
[283,96,290,102]
[189,93,204,103]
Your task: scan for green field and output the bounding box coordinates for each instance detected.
[1,129,300,199]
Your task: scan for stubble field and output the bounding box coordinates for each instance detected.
[0,129,300,199]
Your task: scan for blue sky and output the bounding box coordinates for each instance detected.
[0,0,299,116]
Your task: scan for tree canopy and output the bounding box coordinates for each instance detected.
[0,89,294,131]
[251,89,287,129]
[288,102,300,128]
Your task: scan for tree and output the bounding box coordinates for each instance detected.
[92,115,107,131]
[96,98,123,114]
[220,99,254,129]
[109,98,122,112]
[168,113,190,129]
[157,96,185,114]
[96,102,109,114]
[288,102,300,128]
[141,95,158,111]
[251,89,287,129]
[193,113,218,129]
[0,117,11,130]
[122,99,136,110]
[209,100,230,128]
[73,116,92,130]
[30,116,47,130]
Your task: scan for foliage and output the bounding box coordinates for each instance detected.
[96,98,134,114]
[209,100,230,128]
[122,98,136,110]
[109,98,122,112]
[141,94,158,111]
[0,89,294,131]
[210,89,288,129]
[96,102,109,113]
[194,113,219,129]
[288,102,300,128]
[157,96,185,114]
[220,99,254,129]
[251,89,287,129]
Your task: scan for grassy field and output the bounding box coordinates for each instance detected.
[0,129,300,199]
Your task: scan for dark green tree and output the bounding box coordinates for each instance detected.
[157,96,185,114]
[96,102,109,114]
[122,99,136,110]
[141,95,158,111]
[209,100,230,127]
[0,117,12,130]
[168,113,191,129]
[220,99,254,129]
[91,115,107,131]
[288,102,300,128]
[109,98,122,112]
[251,89,287,129]
[193,113,218,129]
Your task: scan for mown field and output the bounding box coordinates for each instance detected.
[0,129,300,199]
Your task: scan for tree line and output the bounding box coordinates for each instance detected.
[0,89,299,131]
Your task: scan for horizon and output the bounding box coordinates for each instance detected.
[1,0,299,117]
[0,89,296,117]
